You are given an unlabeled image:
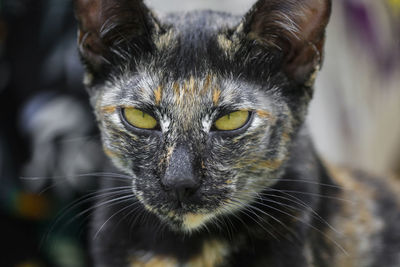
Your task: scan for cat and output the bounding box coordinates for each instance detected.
[73,0,400,266]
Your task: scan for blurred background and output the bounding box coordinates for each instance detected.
[0,0,399,266]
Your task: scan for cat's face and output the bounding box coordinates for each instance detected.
[94,68,293,231]
[75,0,331,232]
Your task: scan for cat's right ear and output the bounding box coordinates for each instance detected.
[235,0,331,85]
[74,0,162,73]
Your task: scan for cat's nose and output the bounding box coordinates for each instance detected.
[168,176,199,202]
[162,145,200,203]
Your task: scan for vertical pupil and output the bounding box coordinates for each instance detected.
[142,112,145,118]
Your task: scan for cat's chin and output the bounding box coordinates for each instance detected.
[135,193,217,232]
[180,212,215,232]
[160,211,216,233]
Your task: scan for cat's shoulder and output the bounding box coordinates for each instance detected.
[324,165,400,266]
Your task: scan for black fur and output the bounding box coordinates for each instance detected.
[73,0,400,266]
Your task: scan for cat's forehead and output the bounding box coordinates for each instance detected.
[102,70,271,112]
[161,10,239,35]
[149,11,241,77]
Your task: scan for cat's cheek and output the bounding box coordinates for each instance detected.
[98,134,133,175]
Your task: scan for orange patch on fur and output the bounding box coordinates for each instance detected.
[212,88,221,105]
[188,240,228,267]
[103,148,116,157]
[201,74,212,95]
[188,76,196,93]
[238,158,284,170]
[154,86,163,105]
[130,256,177,267]
[259,159,284,169]
[282,132,291,142]
[201,161,206,169]
[183,213,214,230]
[166,146,175,164]
[256,110,272,119]
[172,82,181,103]
[184,213,206,228]
[101,106,117,114]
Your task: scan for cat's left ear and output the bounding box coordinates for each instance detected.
[239,0,331,85]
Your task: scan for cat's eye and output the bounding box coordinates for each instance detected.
[122,108,158,130]
[214,110,250,131]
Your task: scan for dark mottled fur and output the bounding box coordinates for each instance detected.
[73,0,400,266]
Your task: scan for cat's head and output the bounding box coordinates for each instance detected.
[74,0,331,232]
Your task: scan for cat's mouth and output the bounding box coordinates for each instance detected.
[132,171,237,232]
[135,190,221,232]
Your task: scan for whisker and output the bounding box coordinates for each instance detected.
[228,198,279,241]
[128,206,148,234]
[216,205,245,241]
[220,213,237,241]
[231,197,299,242]
[20,172,131,181]
[105,201,143,236]
[268,178,344,189]
[260,189,353,203]
[57,186,134,220]
[57,134,100,144]
[217,203,249,235]
[37,172,129,195]
[41,187,133,246]
[38,178,69,195]
[73,192,134,222]
[235,195,348,255]
[208,212,227,235]
[93,201,139,239]
[256,191,340,235]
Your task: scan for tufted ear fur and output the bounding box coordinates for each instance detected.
[240,0,331,85]
[74,0,162,73]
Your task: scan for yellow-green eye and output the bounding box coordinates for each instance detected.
[214,110,250,131]
[123,108,158,129]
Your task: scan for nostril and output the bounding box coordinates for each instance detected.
[163,175,199,190]
[175,182,199,201]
